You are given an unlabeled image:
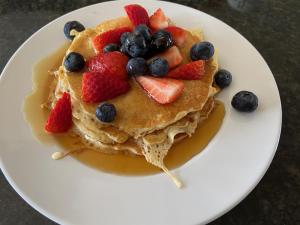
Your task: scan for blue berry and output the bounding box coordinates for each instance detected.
[151,30,173,52]
[64,21,85,40]
[96,103,117,122]
[64,52,85,72]
[134,24,152,42]
[190,41,214,61]
[231,91,258,112]
[103,43,120,53]
[126,57,148,76]
[215,69,232,88]
[124,33,149,57]
[120,44,128,55]
[120,32,131,45]
[148,57,169,77]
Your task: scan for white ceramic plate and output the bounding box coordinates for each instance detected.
[0,1,281,224]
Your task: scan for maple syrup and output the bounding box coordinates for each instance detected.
[23,44,225,176]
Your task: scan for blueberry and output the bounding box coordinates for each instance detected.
[64,52,85,72]
[215,69,232,89]
[96,103,117,123]
[190,41,214,61]
[148,57,169,77]
[151,30,173,52]
[120,32,131,45]
[64,21,85,40]
[120,44,128,55]
[124,33,149,57]
[126,57,148,76]
[134,24,152,42]
[103,43,120,53]
[231,91,258,112]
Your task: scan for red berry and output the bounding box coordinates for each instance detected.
[124,4,149,27]
[164,26,187,47]
[152,46,183,69]
[167,60,205,80]
[45,92,72,133]
[149,8,169,31]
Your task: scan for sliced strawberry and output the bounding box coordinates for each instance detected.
[167,60,205,80]
[82,72,130,103]
[136,76,184,104]
[87,52,129,80]
[45,92,72,133]
[150,46,183,69]
[92,27,132,53]
[164,26,187,47]
[124,4,149,27]
[149,8,169,31]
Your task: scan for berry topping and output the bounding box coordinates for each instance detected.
[103,43,120,53]
[154,46,183,69]
[124,4,149,27]
[148,57,169,77]
[64,52,85,72]
[126,57,148,76]
[45,92,72,133]
[149,8,169,31]
[87,51,129,80]
[64,21,85,40]
[92,27,132,53]
[167,60,205,80]
[120,44,128,55]
[82,72,130,103]
[136,76,184,104]
[124,33,149,57]
[190,41,215,61]
[120,32,131,45]
[164,26,187,47]
[151,29,173,52]
[134,24,152,42]
[96,103,117,123]
[214,69,232,89]
[231,91,258,112]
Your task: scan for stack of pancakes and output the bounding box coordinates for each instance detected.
[48,17,219,186]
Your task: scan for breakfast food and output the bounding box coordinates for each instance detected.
[32,4,258,187]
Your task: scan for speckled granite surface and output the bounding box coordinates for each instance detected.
[0,0,299,224]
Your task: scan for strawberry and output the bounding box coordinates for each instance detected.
[167,60,205,80]
[151,46,183,69]
[82,72,130,103]
[164,26,187,47]
[136,76,184,104]
[124,4,149,27]
[45,92,72,133]
[87,51,129,80]
[149,8,169,31]
[92,27,132,53]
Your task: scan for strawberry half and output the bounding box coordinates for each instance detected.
[45,92,72,133]
[167,60,205,80]
[136,76,184,104]
[164,26,187,47]
[92,27,132,53]
[149,8,169,31]
[152,46,183,69]
[87,51,129,80]
[124,4,149,27]
[82,72,130,103]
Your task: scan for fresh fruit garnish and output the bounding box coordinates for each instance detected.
[126,57,148,76]
[231,91,258,112]
[124,33,149,57]
[190,41,215,61]
[136,76,184,104]
[92,27,132,53]
[96,103,117,123]
[64,52,85,72]
[82,72,130,103]
[167,60,205,80]
[214,69,232,89]
[124,4,149,27]
[149,8,169,31]
[87,51,129,80]
[64,21,85,40]
[151,29,173,52]
[120,32,131,45]
[164,26,187,47]
[154,46,182,69]
[134,24,152,42]
[103,43,120,53]
[148,58,169,77]
[45,92,72,133]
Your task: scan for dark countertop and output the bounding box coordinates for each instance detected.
[0,0,299,224]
